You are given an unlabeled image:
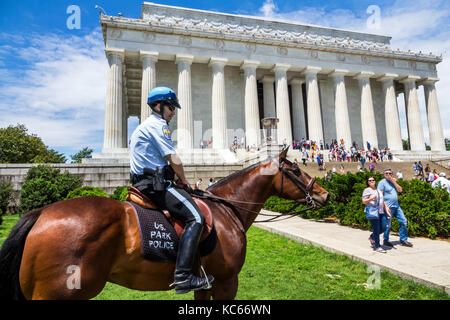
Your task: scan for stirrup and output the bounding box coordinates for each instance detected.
[169,265,213,290]
[200,265,212,290]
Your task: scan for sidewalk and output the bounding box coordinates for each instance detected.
[254,210,450,295]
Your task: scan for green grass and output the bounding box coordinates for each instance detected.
[1,214,448,300]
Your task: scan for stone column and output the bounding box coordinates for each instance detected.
[140,51,158,122]
[262,76,276,118]
[103,48,124,152]
[241,60,260,148]
[330,69,352,150]
[420,78,446,152]
[209,57,228,149]
[290,78,306,141]
[400,76,425,151]
[377,74,403,151]
[354,72,378,150]
[274,64,292,146]
[304,66,324,143]
[176,54,194,150]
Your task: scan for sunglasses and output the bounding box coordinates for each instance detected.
[384,172,393,175]
[165,104,176,112]
[368,179,376,182]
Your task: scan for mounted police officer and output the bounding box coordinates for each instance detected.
[129,87,213,294]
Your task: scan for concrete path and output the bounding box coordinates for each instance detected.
[254,210,450,295]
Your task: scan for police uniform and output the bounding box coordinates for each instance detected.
[129,104,212,294]
[130,113,205,228]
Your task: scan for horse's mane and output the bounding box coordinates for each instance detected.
[207,157,274,191]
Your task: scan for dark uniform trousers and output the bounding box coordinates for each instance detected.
[135,179,205,226]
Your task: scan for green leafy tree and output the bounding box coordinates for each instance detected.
[70,147,93,163]
[0,124,66,163]
[265,172,449,239]
[66,186,108,199]
[19,165,82,213]
[109,186,128,201]
[0,179,13,224]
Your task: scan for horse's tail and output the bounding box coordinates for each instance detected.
[0,208,44,300]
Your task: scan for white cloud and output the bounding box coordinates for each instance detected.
[0,29,107,154]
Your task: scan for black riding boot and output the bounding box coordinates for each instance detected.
[173,222,214,294]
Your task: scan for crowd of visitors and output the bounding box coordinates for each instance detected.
[412,161,450,192]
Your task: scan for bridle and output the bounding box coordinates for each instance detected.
[278,158,316,210]
[192,157,320,223]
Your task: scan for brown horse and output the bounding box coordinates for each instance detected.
[0,148,328,300]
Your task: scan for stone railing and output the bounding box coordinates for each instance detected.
[0,163,244,213]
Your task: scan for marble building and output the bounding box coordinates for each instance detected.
[94,2,447,162]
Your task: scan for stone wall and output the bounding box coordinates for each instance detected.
[0,163,244,212]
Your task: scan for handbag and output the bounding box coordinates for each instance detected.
[365,190,380,220]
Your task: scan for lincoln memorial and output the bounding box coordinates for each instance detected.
[92,2,447,163]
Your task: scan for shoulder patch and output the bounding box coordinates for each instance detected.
[162,125,171,140]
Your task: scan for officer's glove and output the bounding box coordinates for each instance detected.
[191,189,204,197]
[183,183,194,194]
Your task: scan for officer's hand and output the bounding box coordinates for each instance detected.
[183,183,194,194]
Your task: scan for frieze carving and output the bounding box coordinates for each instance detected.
[277,47,288,56]
[310,50,318,59]
[214,39,225,49]
[102,5,441,61]
[409,61,417,70]
[110,29,123,39]
[141,7,393,53]
[143,32,155,41]
[245,43,257,54]
[361,56,370,65]
[179,35,192,46]
[337,53,345,61]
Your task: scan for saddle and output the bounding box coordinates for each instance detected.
[126,186,213,242]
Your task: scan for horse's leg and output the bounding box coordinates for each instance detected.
[194,290,212,300]
[211,275,239,300]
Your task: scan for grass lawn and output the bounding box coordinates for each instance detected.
[1,214,448,300]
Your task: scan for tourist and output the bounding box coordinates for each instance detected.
[412,162,418,176]
[432,172,450,193]
[378,168,413,247]
[363,177,391,253]
[301,149,308,166]
[396,170,403,180]
[208,177,216,187]
[195,178,202,190]
[360,154,366,169]
[417,161,424,177]
[428,169,435,184]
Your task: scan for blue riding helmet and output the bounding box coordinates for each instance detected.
[147,87,181,109]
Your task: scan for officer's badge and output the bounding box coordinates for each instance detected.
[162,125,171,140]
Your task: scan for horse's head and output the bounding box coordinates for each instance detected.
[269,147,329,208]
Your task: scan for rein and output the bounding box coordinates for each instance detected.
[192,158,320,223]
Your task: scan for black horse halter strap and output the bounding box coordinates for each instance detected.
[278,158,316,209]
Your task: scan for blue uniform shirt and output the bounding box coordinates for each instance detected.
[130,114,176,175]
[377,179,399,207]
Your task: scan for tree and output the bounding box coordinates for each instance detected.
[70,147,93,163]
[445,138,450,151]
[0,124,66,163]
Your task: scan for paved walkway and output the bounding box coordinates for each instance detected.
[254,210,450,295]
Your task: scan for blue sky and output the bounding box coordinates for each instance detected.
[1,0,449,161]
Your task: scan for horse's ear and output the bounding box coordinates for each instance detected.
[278,146,290,162]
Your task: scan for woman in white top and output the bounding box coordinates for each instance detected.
[362,177,391,253]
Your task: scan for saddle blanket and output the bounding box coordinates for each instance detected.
[127,201,217,263]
